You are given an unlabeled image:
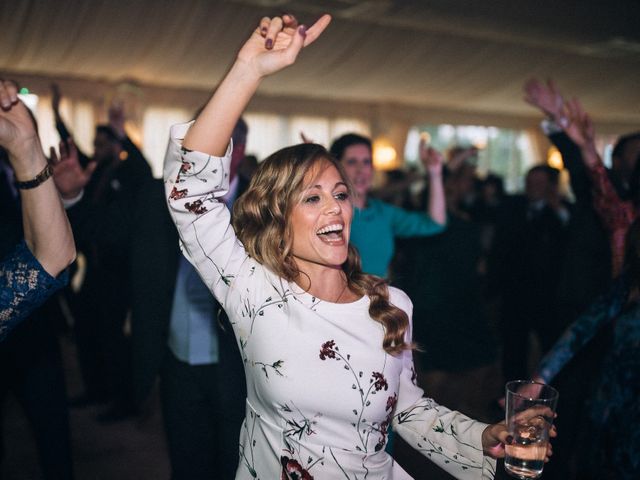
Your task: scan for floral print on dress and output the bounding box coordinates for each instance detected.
[280,456,314,480]
[319,339,397,454]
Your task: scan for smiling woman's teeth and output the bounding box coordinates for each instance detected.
[317,224,343,235]
[317,224,344,243]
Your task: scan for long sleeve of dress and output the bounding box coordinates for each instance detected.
[0,241,69,341]
[391,291,496,480]
[163,122,250,308]
[537,274,629,383]
[586,163,637,277]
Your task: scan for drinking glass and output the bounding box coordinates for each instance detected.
[504,380,558,479]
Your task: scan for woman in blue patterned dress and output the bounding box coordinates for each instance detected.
[0,80,75,340]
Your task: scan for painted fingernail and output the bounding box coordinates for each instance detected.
[298,25,307,37]
[261,27,267,34]
[505,435,514,444]
[265,38,273,49]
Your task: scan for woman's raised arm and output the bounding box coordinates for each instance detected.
[183,14,331,156]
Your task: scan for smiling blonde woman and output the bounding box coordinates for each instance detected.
[163,12,548,480]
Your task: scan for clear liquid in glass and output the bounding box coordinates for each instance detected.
[504,418,547,479]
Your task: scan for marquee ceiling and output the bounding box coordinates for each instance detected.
[2,0,639,130]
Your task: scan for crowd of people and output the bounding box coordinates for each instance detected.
[0,10,638,480]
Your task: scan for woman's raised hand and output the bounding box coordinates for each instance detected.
[561,97,600,167]
[0,80,39,161]
[524,78,564,123]
[50,137,97,199]
[419,139,444,176]
[183,13,331,156]
[562,98,594,147]
[237,14,331,79]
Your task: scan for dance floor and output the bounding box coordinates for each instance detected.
[2,335,169,479]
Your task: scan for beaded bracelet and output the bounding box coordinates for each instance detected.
[15,164,53,190]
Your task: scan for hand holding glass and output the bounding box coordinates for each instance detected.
[504,380,558,479]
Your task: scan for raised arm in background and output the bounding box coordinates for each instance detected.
[51,83,91,166]
[561,97,637,276]
[419,138,446,226]
[0,80,75,276]
[524,78,592,203]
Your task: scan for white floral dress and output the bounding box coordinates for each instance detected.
[164,122,496,480]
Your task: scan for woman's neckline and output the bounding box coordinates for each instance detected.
[292,281,367,306]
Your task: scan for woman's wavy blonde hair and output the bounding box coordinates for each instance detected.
[232,143,412,355]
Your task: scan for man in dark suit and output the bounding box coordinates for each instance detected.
[493,165,570,383]
[58,122,152,422]
[130,119,249,480]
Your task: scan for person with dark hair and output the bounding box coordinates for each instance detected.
[51,85,153,420]
[328,132,371,159]
[611,131,640,195]
[163,13,550,479]
[556,98,639,279]
[329,133,446,278]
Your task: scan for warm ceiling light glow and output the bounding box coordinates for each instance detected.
[373,138,398,170]
[125,120,143,147]
[547,146,564,169]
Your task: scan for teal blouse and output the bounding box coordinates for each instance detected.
[350,198,445,277]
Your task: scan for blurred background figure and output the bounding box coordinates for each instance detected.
[492,164,570,384]
[130,118,248,479]
[330,133,446,278]
[52,84,153,422]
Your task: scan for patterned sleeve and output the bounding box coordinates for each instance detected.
[586,163,634,230]
[163,122,250,308]
[389,288,496,479]
[0,241,68,341]
[389,202,446,239]
[586,163,636,276]
[537,274,629,383]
